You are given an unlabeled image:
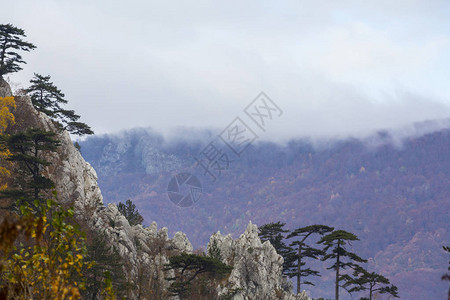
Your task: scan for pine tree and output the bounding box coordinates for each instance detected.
[73,141,81,153]
[117,199,144,226]
[1,128,60,207]
[442,246,450,299]
[65,121,94,136]
[286,225,334,294]
[26,73,93,136]
[27,74,67,117]
[164,253,232,300]
[207,237,222,261]
[341,266,399,299]
[318,230,367,300]
[258,221,294,275]
[83,234,127,300]
[0,24,36,79]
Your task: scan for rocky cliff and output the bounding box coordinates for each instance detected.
[2,80,310,300]
[209,223,310,300]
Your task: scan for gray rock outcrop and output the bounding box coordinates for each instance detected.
[208,222,311,300]
[0,79,12,97]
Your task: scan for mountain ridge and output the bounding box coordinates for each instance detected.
[80,122,450,299]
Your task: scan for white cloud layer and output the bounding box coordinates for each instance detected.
[2,0,450,141]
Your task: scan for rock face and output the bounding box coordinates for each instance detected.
[208,222,311,300]
[0,79,12,97]
[5,80,310,299]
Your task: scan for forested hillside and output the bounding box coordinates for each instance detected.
[80,122,450,299]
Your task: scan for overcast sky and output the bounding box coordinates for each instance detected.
[2,0,450,141]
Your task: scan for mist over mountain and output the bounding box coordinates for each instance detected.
[80,119,450,299]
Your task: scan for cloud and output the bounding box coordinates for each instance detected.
[1,0,449,140]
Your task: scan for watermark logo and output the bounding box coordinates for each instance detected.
[167,173,202,207]
[244,92,283,131]
[167,92,282,207]
[195,141,234,182]
[219,117,258,157]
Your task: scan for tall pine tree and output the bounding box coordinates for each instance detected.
[26,73,93,136]
[443,246,450,298]
[0,24,36,79]
[83,234,128,300]
[1,128,60,207]
[117,199,144,226]
[164,253,232,300]
[258,221,294,275]
[341,266,399,300]
[286,225,334,294]
[318,230,367,300]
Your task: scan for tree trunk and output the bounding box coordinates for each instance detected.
[336,241,340,300]
[297,244,302,294]
[1,38,8,67]
[34,142,39,201]
[179,268,185,300]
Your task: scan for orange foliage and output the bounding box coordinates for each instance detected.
[0,96,15,190]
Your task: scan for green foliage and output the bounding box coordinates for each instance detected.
[117,199,144,226]
[0,24,36,78]
[1,128,60,207]
[27,74,66,116]
[208,237,222,261]
[443,245,450,299]
[286,225,334,294]
[65,122,94,136]
[318,230,368,300]
[341,266,399,299]
[82,234,126,299]
[443,245,450,281]
[258,221,293,275]
[73,141,81,153]
[164,252,232,299]
[26,73,93,136]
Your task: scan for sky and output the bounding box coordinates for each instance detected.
[2,0,450,142]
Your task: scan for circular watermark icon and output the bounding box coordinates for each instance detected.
[167,172,202,207]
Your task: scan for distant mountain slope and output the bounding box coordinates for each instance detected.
[80,124,450,299]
